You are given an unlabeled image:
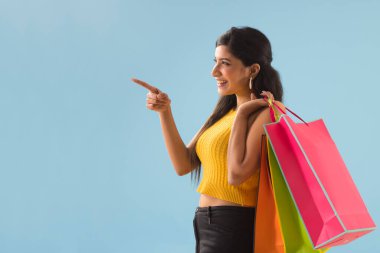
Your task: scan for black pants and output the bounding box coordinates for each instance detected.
[193,205,256,253]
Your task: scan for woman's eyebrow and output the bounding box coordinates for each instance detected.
[214,57,231,61]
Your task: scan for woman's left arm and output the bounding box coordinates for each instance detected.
[227,100,285,186]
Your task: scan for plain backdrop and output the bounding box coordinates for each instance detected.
[0,0,379,252]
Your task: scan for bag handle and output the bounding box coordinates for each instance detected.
[263,97,309,126]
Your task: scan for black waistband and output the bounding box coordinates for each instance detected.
[195,205,255,213]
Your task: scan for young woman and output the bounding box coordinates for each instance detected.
[132,26,286,253]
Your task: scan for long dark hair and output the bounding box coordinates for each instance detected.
[189,26,284,184]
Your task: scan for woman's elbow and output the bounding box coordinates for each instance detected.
[228,168,243,186]
[175,168,190,176]
[175,163,194,176]
[176,170,187,176]
[228,165,258,186]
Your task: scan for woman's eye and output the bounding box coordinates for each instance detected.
[213,59,230,66]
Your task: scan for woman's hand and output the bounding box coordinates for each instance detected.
[131,78,172,113]
[237,91,274,118]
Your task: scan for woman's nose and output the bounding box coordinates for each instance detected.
[211,64,220,77]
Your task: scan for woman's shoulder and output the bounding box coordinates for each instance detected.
[248,100,285,127]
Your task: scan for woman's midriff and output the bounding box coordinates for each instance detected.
[199,193,254,207]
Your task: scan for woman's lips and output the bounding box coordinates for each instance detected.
[217,80,228,87]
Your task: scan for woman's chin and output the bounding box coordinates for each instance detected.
[217,89,233,96]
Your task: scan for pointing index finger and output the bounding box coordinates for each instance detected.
[131,78,159,94]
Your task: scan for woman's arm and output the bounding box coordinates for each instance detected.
[158,107,195,176]
[132,78,194,176]
[227,100,286,185]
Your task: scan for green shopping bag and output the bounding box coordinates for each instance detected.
[267,140,329,253]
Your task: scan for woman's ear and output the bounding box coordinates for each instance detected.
[250,63,261,77]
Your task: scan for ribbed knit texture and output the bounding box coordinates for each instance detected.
[196,109,259,207]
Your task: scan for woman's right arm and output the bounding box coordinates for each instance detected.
[158,107,195,176]
[132,78,194,176]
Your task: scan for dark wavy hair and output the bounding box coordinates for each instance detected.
[188,26,284,184]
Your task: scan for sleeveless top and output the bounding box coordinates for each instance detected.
[195,109,259,206]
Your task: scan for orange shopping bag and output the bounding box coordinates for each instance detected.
[254,135,285,253]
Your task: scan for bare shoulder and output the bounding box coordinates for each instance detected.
[247,101,286,128]
[247,107,271,130]
[247,107,268,128]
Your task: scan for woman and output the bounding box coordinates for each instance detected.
[132,26,286,253]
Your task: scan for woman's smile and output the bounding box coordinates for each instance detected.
[216,79,228,88]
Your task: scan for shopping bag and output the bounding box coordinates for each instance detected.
[255,134,327,253]
[264,101,376,249]
[267,137,329,253]
[254,135,285,253]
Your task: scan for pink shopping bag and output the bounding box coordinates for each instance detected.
[264,102,376,249]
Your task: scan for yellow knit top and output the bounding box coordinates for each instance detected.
[195,108,259,207]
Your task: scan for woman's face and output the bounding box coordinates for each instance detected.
[212,45,252,96]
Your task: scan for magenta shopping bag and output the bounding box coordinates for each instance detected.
[264,102,376,249]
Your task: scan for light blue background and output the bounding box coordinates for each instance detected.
[0,0,379,252]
